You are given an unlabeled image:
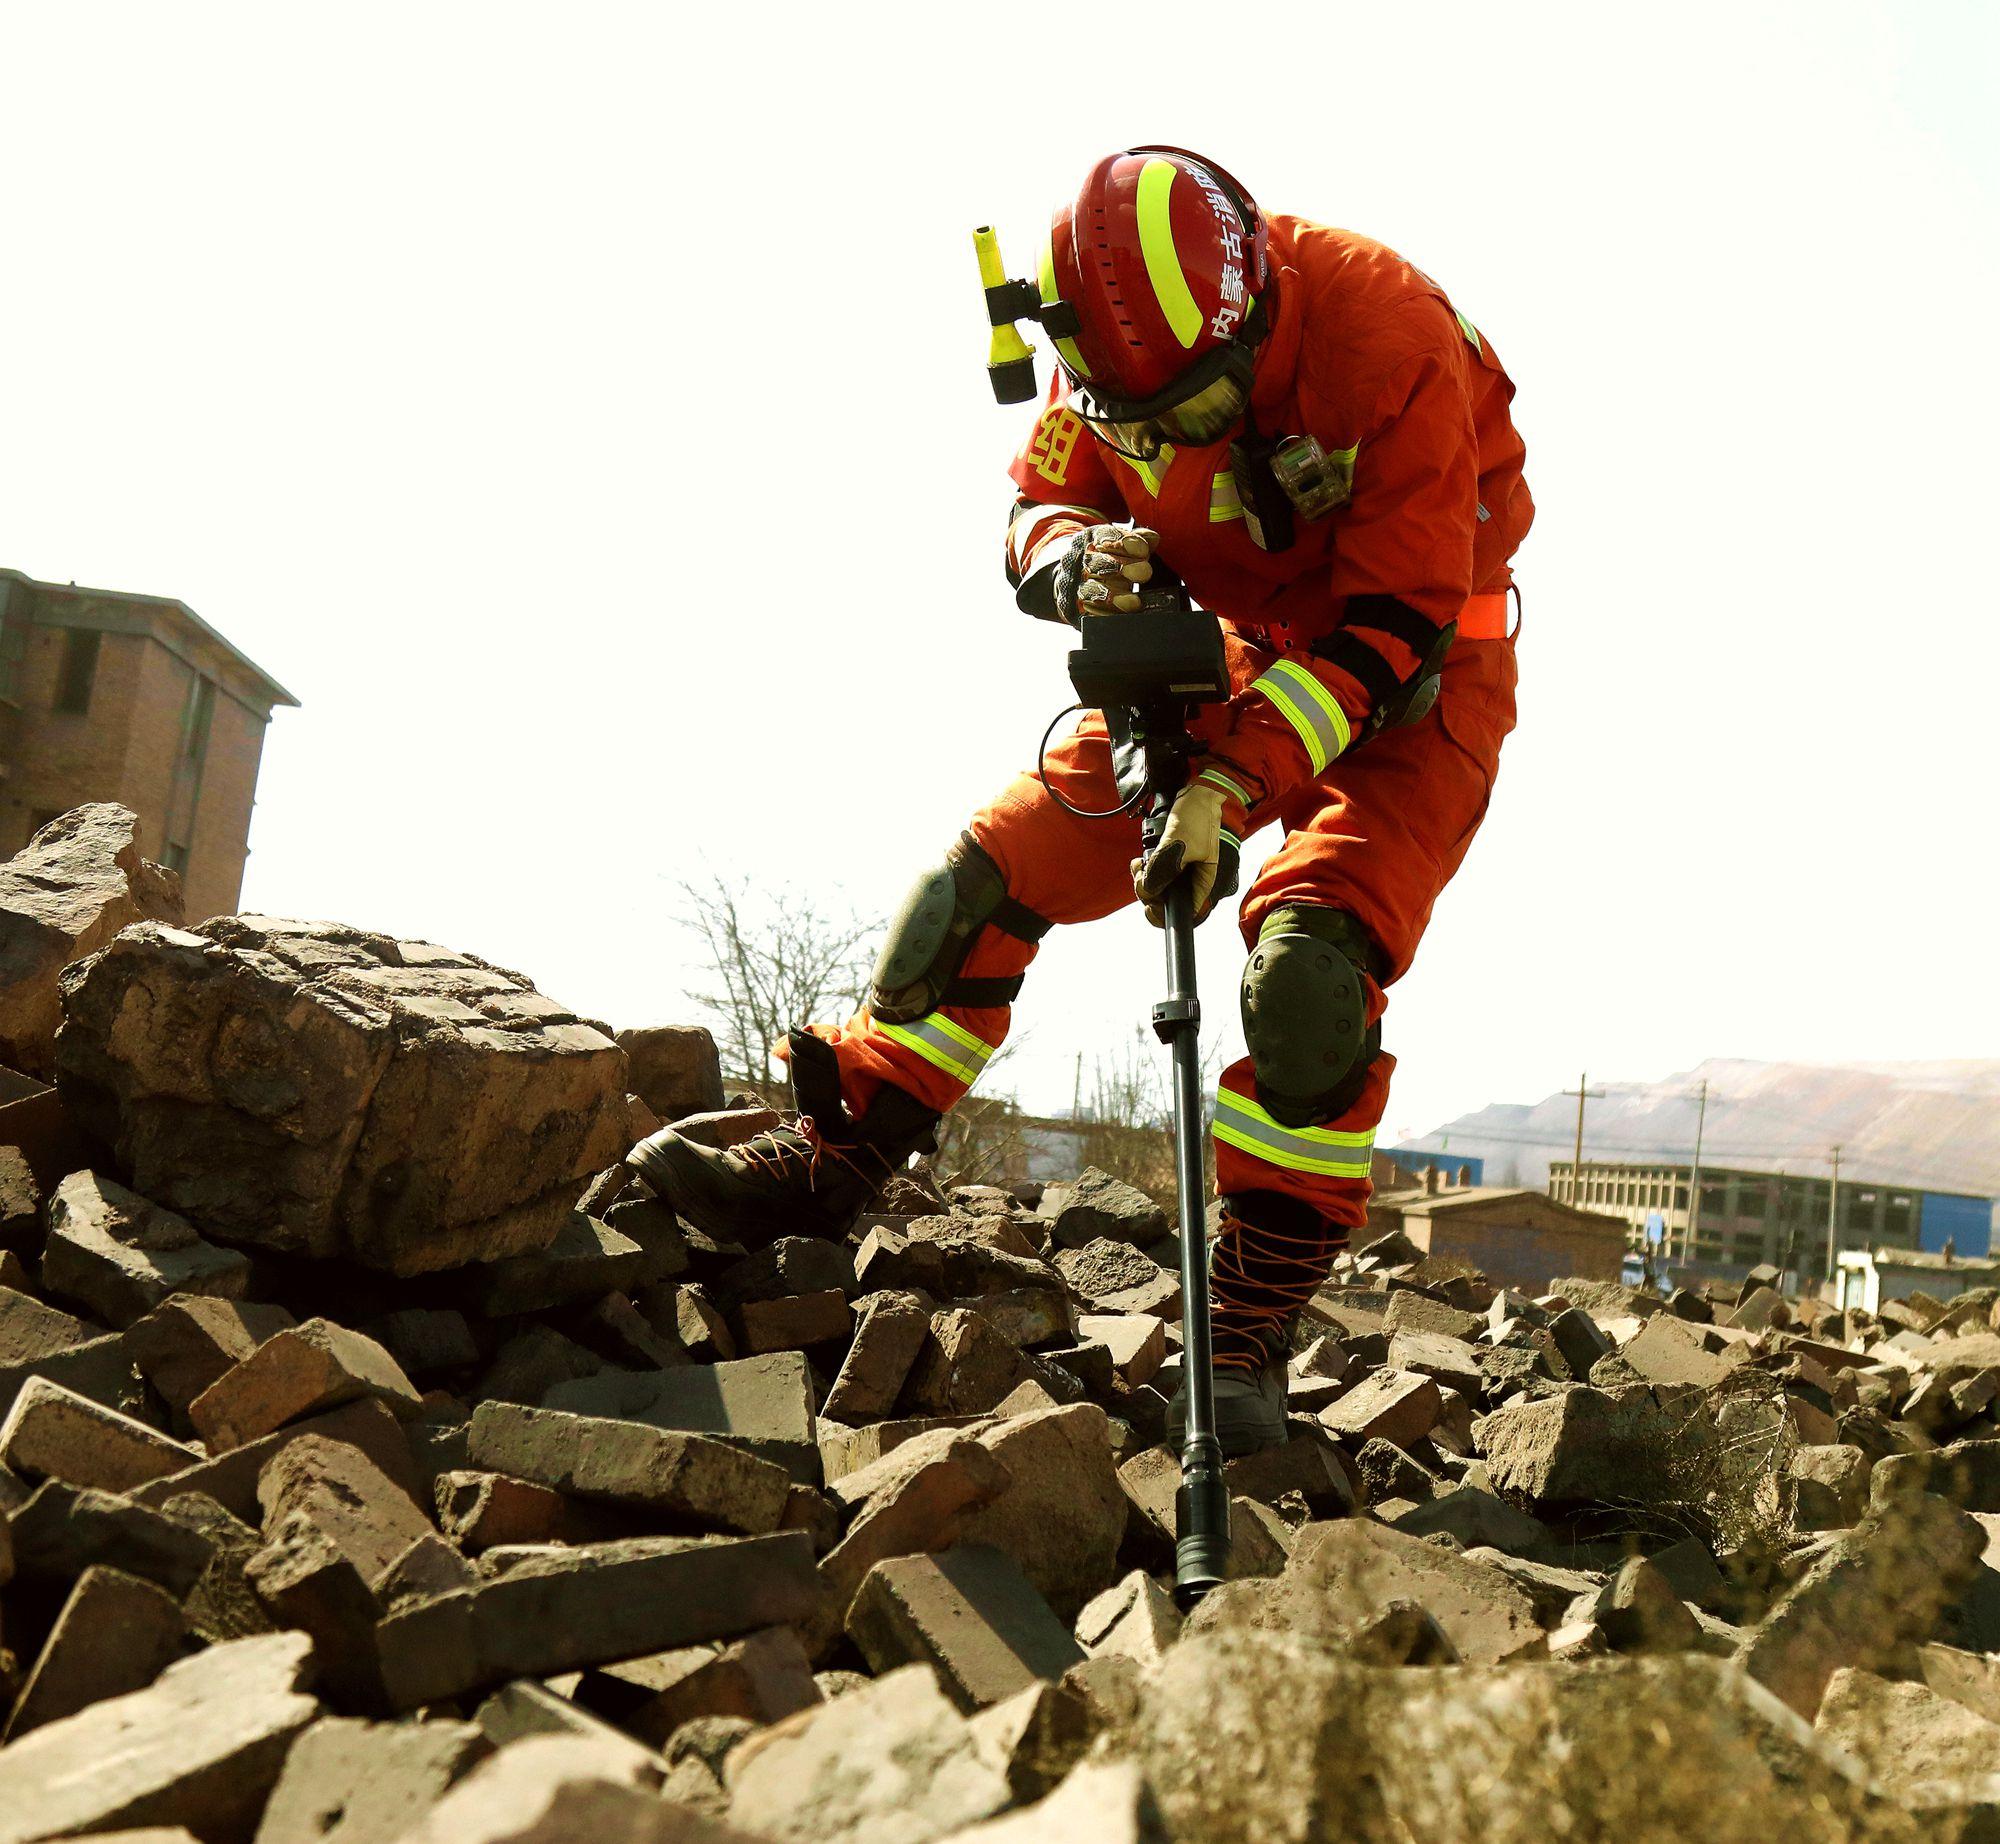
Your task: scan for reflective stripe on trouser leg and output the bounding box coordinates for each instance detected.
[1208,1054,1393,1372]
[876,1011,999,1091]
[822,711,1147,1118]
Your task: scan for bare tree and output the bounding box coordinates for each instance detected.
[676,874,876,1085]
[929,1043,1027,1189]
[1072,1024,1224,1204]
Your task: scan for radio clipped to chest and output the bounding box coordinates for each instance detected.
[1227,429,1355,554]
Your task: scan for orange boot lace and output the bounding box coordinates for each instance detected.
[1209,1203,1350,1375]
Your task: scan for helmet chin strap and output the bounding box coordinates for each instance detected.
[1228,281,1297,553]
[1233,396,1298,555]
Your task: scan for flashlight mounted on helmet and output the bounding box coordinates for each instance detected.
[973,225,1080,405]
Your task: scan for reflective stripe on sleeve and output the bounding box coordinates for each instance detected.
[1005,502,1101,576]
[1211,1087,1375,1178]
[878,1012,999,1089]
[1250,658,1353,774]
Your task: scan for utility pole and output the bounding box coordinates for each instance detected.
[1824,1145,1843,1283]
[1562,1071,1605,1207]
[1683,1077,1709,1266]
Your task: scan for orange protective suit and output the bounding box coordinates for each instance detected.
[817,217,1532,1367]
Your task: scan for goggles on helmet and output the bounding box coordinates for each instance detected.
[1064,340,1257,463]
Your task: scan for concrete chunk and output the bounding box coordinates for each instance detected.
[133,1396,426,1525]
[0,1376,199,1491]
[0,804,182,1079]
[1075,1570,1183,1665]
[0,1631,318,1844]
[53,915,630,1275]
[41,1171,250,1329]
[955,1405,1126,1621]
[576,1626,820,1746]
[251,1713,490,1844]
[544,1351,817,1483]
[1744,1489,1986,1716]
[4,1564,184,1739]
[467,1400,793,1535]
[1191,1520,1547,1666]
[8,1480,215,1594]
[849,1546,1086,1711]
[188,1319,422,1450]
[0,1284,96,1370]
[126,1295,296,1415]
[375,1531,825,1709]
[726,1663,1012,1844]
[824,1290,933,1424]
[821,1430,1011,1615]
[1076,1313,1166,1388]
[256,1433,437,1586]
[1317,1368,1442,1450]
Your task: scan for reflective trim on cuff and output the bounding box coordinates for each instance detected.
[1211,1087,1375,1178]
[1251,658,1352,774]
[1196,766,1252,809]
[879,1012,998,1089]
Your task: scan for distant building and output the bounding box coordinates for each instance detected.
[1369,1177,1629,1294]
[0,569,297,920]
[1548,1157,1994,1288]
[1384,1146,1485,1187]
[1832,1245,2000,1316]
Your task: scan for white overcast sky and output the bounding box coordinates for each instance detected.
[6,2,1997,1146]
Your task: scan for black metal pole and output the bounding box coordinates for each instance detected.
[1145,789,1230,1607]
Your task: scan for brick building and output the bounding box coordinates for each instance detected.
[1368,1176,1630,1293]
[0,570,297,920]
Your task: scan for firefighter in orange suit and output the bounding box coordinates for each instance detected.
[632,147,1532,1455]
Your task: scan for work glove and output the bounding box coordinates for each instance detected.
[1132,781,1228,927]
[1053,525,1162,626]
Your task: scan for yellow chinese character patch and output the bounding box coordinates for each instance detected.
[1028,406,1081,486]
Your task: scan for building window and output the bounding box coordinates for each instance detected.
[54,628,101,715]
[1738,1189,1768,1221]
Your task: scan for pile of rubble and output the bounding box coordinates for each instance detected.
[0,809,1999,1840]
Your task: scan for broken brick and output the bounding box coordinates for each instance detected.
[188,1318,422,1450]
[0,1377,198,1492]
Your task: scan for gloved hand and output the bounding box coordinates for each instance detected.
[1053,525,1162,626]
[1132,781,1227,926]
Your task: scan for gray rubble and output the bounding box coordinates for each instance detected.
[0,814,1995,1837]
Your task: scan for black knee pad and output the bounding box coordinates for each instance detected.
[869,834,1050,1025]
[1240,905,1384,1127]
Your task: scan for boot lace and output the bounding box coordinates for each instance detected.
[1209,1207,1350,1375]
[734,1114,893,1195]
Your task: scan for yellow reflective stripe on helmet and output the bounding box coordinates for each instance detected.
[1197,766,1251,809]
[1040,233,1092,380]
[1135,159,1204,350]
[1250,659,1352,774]
[879,1012,997,1089]
[1212,1088,1376,1178]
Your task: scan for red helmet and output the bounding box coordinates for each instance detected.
[1041,147,1271,459]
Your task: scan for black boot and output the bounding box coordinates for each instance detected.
[1166,1189,1335,1458]
[626,1031,940,1246]
[1166,1321,1292,1458]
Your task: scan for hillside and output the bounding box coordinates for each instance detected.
[1404,1058,2000,1199]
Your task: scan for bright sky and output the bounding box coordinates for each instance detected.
[7,3,1997,1147]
